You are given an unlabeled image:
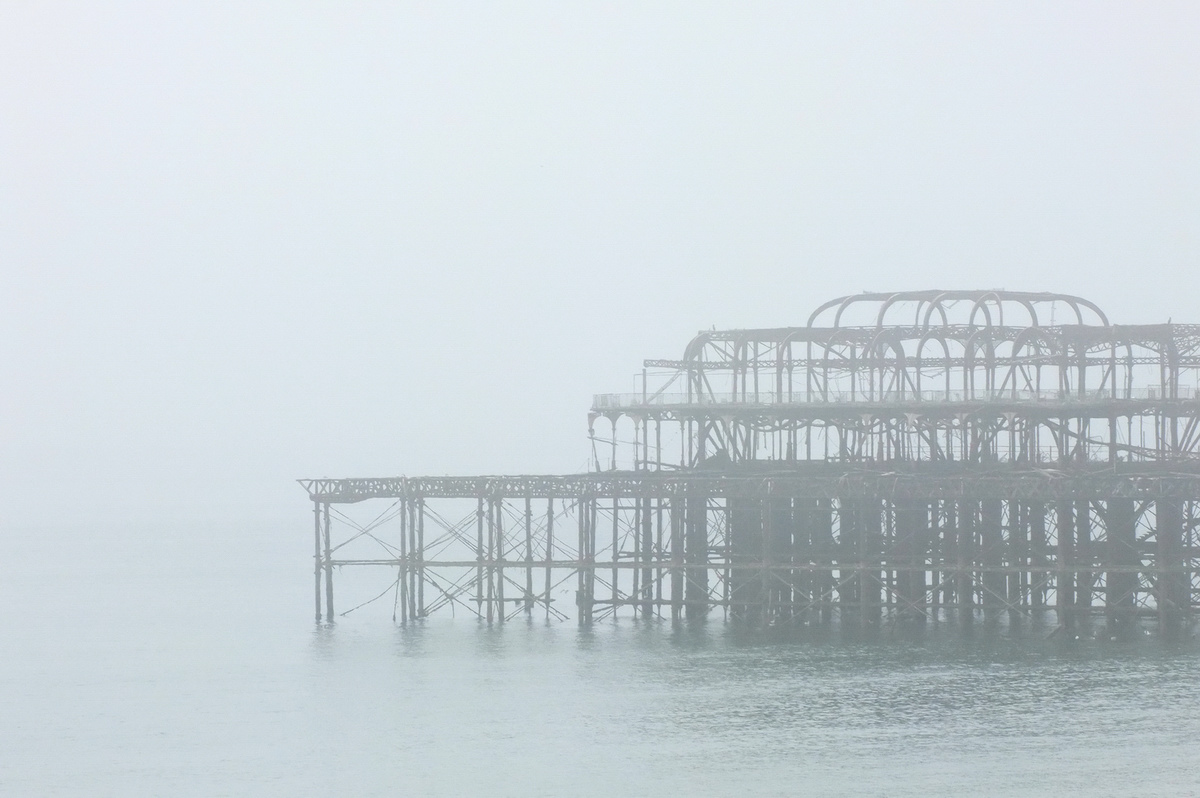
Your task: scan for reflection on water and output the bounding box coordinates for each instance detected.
[300,619,1200,797]
[3,539,1197,798]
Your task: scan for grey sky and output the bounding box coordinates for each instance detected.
[2,2,1198,532]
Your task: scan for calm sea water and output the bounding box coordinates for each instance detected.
[4,521,1199,797]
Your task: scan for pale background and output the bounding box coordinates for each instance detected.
[2,0,1197,564]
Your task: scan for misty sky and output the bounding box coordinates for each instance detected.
[3,2,1198,533]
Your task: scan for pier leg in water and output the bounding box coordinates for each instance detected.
[981,499,1003,624]
[323,502,334,621]
[669,498,683,623]
[729,497,762,624]
[1056,501,1075,633]
[1105,499,1137,637]
[685,497,709,620]
[1157,499,1187,638]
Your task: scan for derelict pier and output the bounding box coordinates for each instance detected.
[301,291,1200,634]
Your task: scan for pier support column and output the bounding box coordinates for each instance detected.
[941,501,957,621]
[544,499,555,620]
[981,499,1003,622]
[1029,503,1048,616]
[486,498,496,624]
[313,500,323,622]
[1157,499,1187,637]
[639,498,654,618]
[475,498,485,617]
[729,498,762,623]
[1008,501,1025,625]
[577,499,595,625]
[323,502,334,621]
[767,498,794,624]
[815,499,834,625]
[956,502,975,626]
[1056,501,1075,631]
[861,500,882,629]
[525,498,534,615]
[792,499,815,624]
[398,499,408,623]
[1076,500,1094,632]
[669,499,683,622]
[1105,499,1137,636]
[838,499,861,626]
[894,500,927,625]
[685,497,709,619]
[416,498,426,619]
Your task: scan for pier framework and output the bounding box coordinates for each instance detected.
[302,291,1200,633]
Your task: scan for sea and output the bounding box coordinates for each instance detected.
[3,518,1198,797]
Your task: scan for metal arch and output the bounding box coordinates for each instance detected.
[921,292,957,329]
[683,331,714,363]
[967,293,1000,328]
[962,326,1000,399]
[806,294,853,328]
[810,290,1110,331]
[865,326,914,398]
[815,326,869,401]
[912,296,950,329]
[914,329,955,398]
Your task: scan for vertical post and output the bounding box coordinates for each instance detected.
[323,502,334,621]
[1157,498,1186,637]
[655,416,662,471]
[494,499,504,624]
[793,498,814,625]
[496,498,505,624]
[942,500,957,620]
[816,499,834,625]
[669,498,683,622]
[894,500,926,625]
[632,499,641,617]
[981,499,1003,622]
[313,499,323,622]
[640,498,654,618]
[861,499,882,629]
[399,498,408,623]
[417,497,425,619]
[485,499,494,623]
[610,418,618,470]
[768,498,793,624]
[476,498,485,615]
[1029,503,1047,614]
[408,499,418,621]
[525,497,534,615]
[839,499,860,626]
[1009,501,1026,625]
[929,500,940,623]
[722,500,732,620]
[587,499,597,622]
[1056,501,1075,630]
[1105,499,1137,636]
[729,497,761,623]
[409,499,419,621]
[957,501,975,626]
[544,498,555,619]
[685,496,709,619]
[612,497,620,617]
[577,498,593,625]
[656,497,664,610]
[1076,499,1093,632]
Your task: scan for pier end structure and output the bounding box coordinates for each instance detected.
[304,291,1200,632]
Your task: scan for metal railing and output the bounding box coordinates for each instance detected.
[592,387,1199,409]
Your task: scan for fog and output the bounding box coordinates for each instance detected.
[3,2,1198,535]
